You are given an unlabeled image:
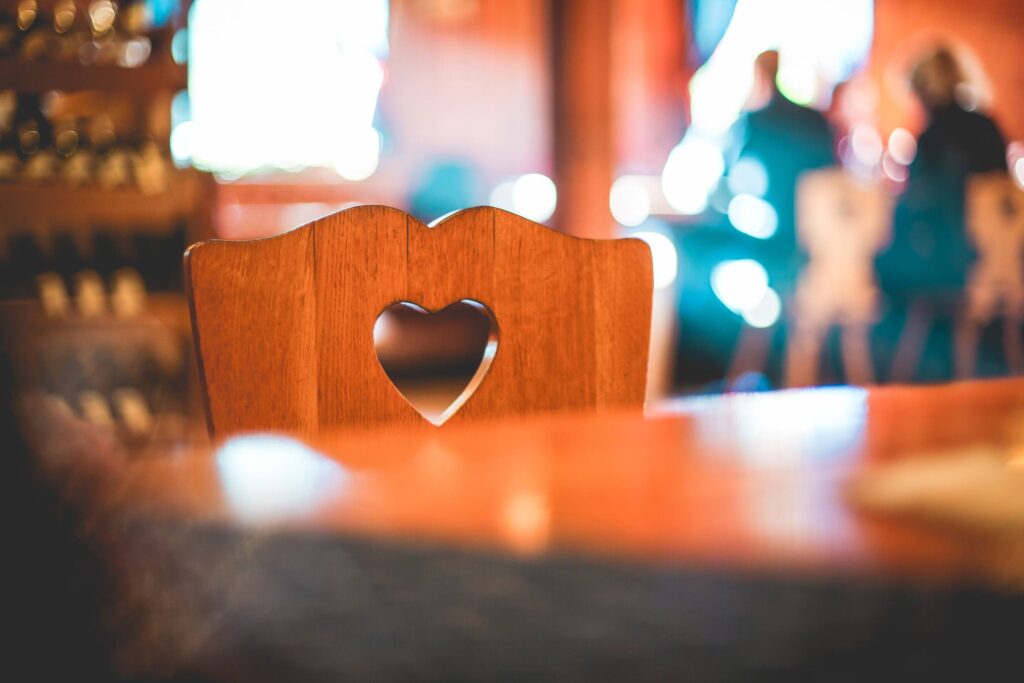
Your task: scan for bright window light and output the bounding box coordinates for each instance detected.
[689,0,872,135]
[665,0,872,210]
[186,0,389,177]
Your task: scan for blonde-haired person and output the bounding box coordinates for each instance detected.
[878,44,1007,381]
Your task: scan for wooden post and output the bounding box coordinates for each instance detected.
[549,0,615,238]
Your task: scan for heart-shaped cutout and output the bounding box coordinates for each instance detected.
[373,299,498,425]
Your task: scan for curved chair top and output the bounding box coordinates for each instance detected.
[186,205,653,437]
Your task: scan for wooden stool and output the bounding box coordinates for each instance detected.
[956,173,1024,377]
[785,169,891,387]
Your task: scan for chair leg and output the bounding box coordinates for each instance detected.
[955,316,979,380]
[841,324,874,386]
[889,300,931,383]
[785,326,823,388]
[1005,315,1024,375]
[727,324,772,387]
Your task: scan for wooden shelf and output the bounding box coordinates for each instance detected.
[0,172,202,233]
[0,293,191,339]
[0,59,187,93]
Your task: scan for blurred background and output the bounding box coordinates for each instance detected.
[1,0,1023,444]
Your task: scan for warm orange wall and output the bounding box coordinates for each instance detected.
[869,0,1024,141]
[612,0,690,172]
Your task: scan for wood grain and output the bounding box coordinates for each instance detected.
[185,206,653,436]
[64,377,1024,583]
[186,226,318,434]
[25,380,1024,680]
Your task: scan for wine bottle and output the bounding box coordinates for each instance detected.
[0,98,19,181]
[36,271,71,316]
[51,232,84,282]
[110,266,146,317]
[52,0,86,62]
[118,0,151,67]
[74,268,107,317]
[7,233,48,298]
[78,389,115,429]
[132,136,168,194]
[19,96,58,182]
[0,9,17,58]
[60,117,94,186]
[93,230,129,279]
[91,115,131,189]
[17,0,51,61]
[82,0,119,65]
[113,386,154,437]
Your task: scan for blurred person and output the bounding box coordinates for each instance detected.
[728,50,835,294]
[826,80,852,157]
[827,76,883,171]
[884,44,1007,295]
[878,44,1008,382]
[724,50,834,387]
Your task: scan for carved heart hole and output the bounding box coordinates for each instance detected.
[373,299,498,425]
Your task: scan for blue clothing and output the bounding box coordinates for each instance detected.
[881,104,1007,296]
[729,92,835,291]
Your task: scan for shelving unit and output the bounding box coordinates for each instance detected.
[0,58,188,92]
[1,1,210,447]
[0,170,209,233]
[0,0,212,250]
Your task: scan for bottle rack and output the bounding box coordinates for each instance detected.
[1,291,205,452]
[1,0,211,448]
[0,0,212,277]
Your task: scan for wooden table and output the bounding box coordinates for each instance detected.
[28,378,1024,680]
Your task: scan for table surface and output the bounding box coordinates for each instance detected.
[30,377,1024,680]
[95,377,1024,584]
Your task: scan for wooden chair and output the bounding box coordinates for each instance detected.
[186,205,653,437]
[786,169,891,387]
[956,173,1024,377]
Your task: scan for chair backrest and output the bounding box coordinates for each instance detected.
[186,206,653,437]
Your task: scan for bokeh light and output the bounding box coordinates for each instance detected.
[1010,143,1024,188]
[711,259,769,314]
[727,194,778,239]
[887,127,917,166]
[333,127,382,181]
[850,124,883,167]
[610,175,652,227]
[727,156,769,197]
[169,120,195,167]
[489,180,516,212]
[661,134,724,215]
[511,173,557,223]
[631,231,678,290]
[880,151,908,183]
[742,287,782,328]
[217,435,348,522]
